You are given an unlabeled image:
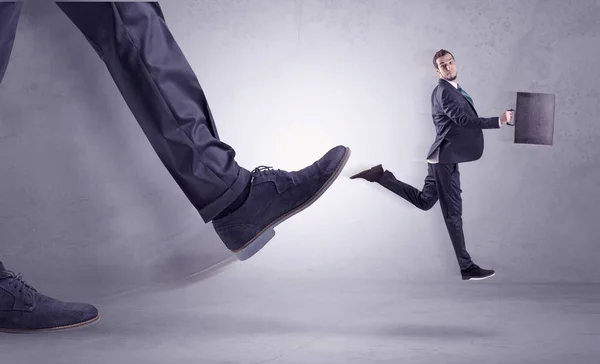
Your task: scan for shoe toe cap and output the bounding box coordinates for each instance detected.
[318,145,349,172]
[35,294,99,328]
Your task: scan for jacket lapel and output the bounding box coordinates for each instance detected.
[439,79,478,116]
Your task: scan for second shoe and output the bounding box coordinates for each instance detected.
[461,264,495,281]
[350,164,384,182]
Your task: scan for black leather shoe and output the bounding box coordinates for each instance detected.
[350,164,383,182]
[212,145,351,261]
[461,264,495,281]
[0,269,99,332]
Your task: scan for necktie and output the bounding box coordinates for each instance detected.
[457,85,474,107]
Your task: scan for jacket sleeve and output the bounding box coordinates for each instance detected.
[438,88,499,129]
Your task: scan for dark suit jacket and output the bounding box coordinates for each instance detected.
[426,79,499,164]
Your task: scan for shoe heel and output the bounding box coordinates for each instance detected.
[234,228,276,261]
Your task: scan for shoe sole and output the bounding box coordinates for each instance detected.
[462,272,495,281]
[233,146,352,261]
[0,314,99,333]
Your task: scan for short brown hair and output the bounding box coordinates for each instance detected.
[433,49,454,69]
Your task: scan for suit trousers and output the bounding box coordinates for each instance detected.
[0,2,252,224]
[378,163,474,270]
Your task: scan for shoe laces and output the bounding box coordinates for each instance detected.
[0,271,37,296]
[251,165,276,176]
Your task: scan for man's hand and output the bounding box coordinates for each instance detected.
[500,109,514,125]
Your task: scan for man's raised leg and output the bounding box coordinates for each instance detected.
[350,163,438,211]
[56,1,351,260]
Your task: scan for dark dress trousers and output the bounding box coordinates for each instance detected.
[0,2,253,268]
[379,78,499,270]
[0,2,251,223]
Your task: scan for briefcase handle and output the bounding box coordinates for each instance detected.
[506,108,515,126]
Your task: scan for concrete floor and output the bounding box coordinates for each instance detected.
[2,262,598,364]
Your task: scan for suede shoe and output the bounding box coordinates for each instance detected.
[350,164,384,182]
[213,145,351,260]
[0,269,99,332]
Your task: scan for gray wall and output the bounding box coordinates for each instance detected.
[1,0,599,301]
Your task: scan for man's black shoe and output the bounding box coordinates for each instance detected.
[212,145,351,261]
[461,264,495,281]
[0,269,99,332]
[350,164,384,182]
